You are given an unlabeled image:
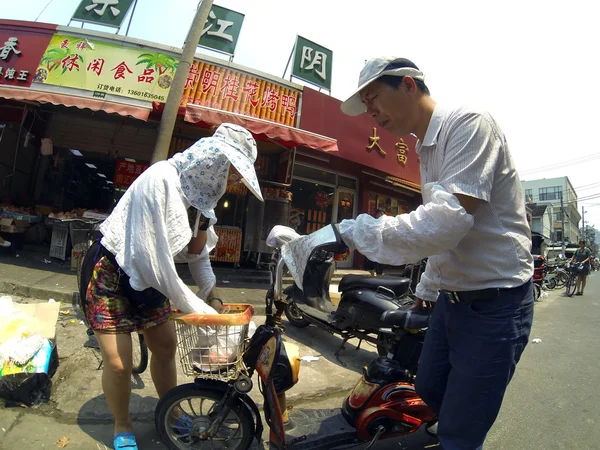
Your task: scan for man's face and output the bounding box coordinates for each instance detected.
[359,78,418,137]
[580,242,585,249]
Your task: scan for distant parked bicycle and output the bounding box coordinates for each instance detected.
[564,263,583,298]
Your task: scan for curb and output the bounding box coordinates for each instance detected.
[0,281,74,304]
[0,281,269,315]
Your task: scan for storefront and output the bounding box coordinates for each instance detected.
[296,86,422,269]
[0,20,339,267]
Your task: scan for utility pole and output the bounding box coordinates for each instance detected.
[151,0,213,164]
[560,192,566,257]
[582,206,585,240]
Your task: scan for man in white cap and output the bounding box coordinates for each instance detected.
[338,58,534,449]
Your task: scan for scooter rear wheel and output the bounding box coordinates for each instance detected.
[155,383,255,450]
[284,302,310,328]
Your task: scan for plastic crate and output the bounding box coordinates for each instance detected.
[49,222,70,260]
[69,221,95,248]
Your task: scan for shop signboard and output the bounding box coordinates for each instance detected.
[71,0,136,29]
[292,35,332,91]
[199,5,244,56]
[299,86,420,185]
[113,159,149,187]
[183,60,300,126]
[210,227,242,263]
[34,33,178,103]
[0,22,56,88]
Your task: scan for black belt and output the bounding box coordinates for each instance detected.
[442,281,530,304]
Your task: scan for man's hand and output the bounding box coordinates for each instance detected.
[411,297,435,311]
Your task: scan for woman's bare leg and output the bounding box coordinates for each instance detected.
[95,332,134,435]
[143,320,177,398]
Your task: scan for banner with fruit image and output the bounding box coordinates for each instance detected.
[34,34,177,103]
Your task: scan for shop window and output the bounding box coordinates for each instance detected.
[368,192,406,217]
[338,175,357,190]
[288,179,334,234]
[293,164,336,185]
[214,193,244,228]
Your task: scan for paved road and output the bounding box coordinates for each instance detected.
[1,273,598,449]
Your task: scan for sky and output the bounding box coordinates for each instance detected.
[5,0,600,229]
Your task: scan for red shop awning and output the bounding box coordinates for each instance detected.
[152,102,338,152]
[0,86,151,121]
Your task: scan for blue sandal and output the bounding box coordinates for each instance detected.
[114,432,138,449]
[173,413,193,435]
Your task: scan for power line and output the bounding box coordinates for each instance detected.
[519,152,600,176]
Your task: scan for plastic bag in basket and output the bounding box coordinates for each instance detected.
[191,321,256,372]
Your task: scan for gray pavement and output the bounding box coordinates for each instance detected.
[1,273,598,449]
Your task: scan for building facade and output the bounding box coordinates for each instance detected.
[522,176,581,244]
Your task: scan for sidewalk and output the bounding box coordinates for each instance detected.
[0,295,382,449]
[0,248,391,312]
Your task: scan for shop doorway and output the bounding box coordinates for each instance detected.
[334,188,357,268]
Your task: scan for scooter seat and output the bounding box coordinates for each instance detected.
[380,309,430,330]
[338,275,411,297]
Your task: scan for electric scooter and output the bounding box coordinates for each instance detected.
[270,225,414,360]
[155,224,436,450]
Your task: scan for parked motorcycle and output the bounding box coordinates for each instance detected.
[154,224,436,450]
[268,225,414,359]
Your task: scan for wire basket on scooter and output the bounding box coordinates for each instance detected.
[171,304,254,381]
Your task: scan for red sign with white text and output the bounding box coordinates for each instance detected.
[0,20,56,88]
[113,160,149,187]
[298,87,420,185]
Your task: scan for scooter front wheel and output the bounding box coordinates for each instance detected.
[155,383,255,450]
[284,302,310,328]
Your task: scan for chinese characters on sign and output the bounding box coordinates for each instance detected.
[36,34,176,102]
[183,61,299,127]
[366,127,386,155]
[395,138,409,166]
[292,36,333,90]
[113,159,149,187]
[366,128,409,165]
[0,37,30,85]
[198,5,245,56]
[71,0,136,28]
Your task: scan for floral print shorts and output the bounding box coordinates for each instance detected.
[84,256,171,334]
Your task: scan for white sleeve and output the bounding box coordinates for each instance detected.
[415,261,440,302]
[122,180,217,315]
[188,254,217,300]
[339,184,474,266]
[175,226,219,300]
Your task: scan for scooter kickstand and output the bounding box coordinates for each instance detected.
[335,338,349,367]
[363,425,385,450]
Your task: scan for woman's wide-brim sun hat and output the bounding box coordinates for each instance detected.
[213,123,263,202]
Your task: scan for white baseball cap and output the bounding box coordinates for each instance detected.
[341,57,425,116]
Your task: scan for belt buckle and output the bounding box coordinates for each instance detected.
[446,291,461,304]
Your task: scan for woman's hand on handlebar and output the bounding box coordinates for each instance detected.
[208,297,225,313]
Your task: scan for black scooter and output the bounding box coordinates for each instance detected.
[267,225,414,361]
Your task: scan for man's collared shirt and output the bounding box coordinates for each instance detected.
[416,105,533,297]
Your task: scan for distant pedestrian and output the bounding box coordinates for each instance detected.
[570,240,592,295]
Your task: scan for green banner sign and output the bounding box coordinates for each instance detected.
[34,34,178,103]
[292,36,333,90]
[198,5,244,56]
[71,0,135,28]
